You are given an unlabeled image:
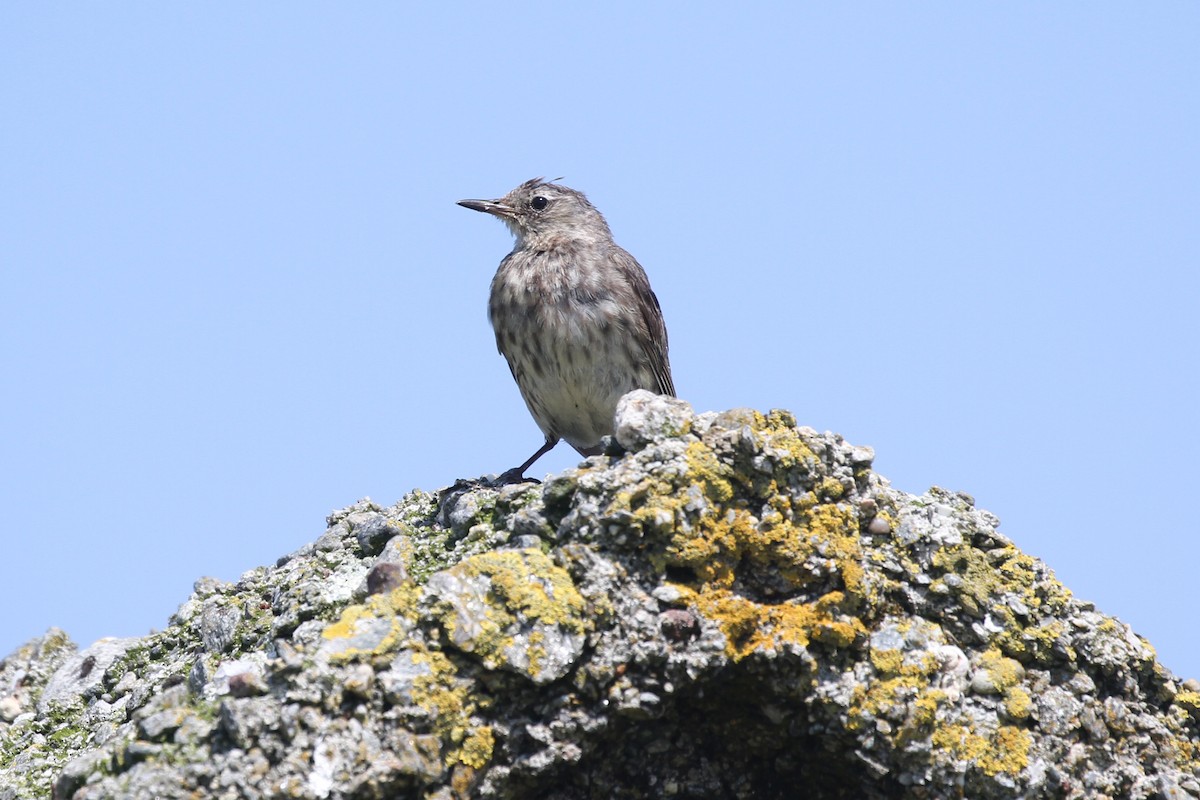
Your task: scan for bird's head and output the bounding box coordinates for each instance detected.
[458,178,612,245]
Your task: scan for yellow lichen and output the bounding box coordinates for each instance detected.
[911,689,944,729]
[977,648,1024,692]
[1173,691,1200,722]
[684,440,735,504]
[409,647,494,770]
[457,725,495,770]
[1004,687,1033,720]
[459,549,587,632]
[933,544,1071,627]
[802,504,865,594]
[817,477,845,500]
[870,648,904,674]
[932,723,1031,777]
[930,543,1072,663]
[756,409,818,470]
[656,474,863,599]
[1163,733,1200,774]
[663,507,755,585]
[687,587,863,661]
[996,621,1072,665]
[849,647,945,745]
[646,432,871,663]
[320,583,421,661]
[433,548,588,680]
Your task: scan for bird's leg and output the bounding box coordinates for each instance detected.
[495,438,558,485]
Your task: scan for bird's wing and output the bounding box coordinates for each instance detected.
[613,248,675,397]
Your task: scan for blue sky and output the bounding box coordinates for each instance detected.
[3,4,1197,678]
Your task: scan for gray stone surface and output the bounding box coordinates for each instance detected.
[2,395,1198,799]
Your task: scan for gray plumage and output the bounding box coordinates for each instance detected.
[458,178,674,483]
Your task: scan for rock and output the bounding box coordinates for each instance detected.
[38,638,139,714]
[659,608,700,642]
[424,548,587,684]
[365,561,406,596]
[211,656,268,698]
[2,394,1198,799]
[198,602,240,654]
[613,388,695,449]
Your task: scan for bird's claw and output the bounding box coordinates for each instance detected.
[494,468,540,486]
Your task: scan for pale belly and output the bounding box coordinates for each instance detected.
[498,295,655,451]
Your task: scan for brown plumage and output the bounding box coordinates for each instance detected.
[458,178,674,483]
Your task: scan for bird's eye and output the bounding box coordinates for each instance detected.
[530,196,548,210]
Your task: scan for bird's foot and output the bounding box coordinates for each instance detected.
[494,467,540,486]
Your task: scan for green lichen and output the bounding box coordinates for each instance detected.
[104,642,151,688]
[0,697,92,794]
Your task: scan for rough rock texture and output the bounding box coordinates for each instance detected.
[2,391,1198,799]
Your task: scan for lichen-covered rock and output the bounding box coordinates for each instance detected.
[2,391,1198,799]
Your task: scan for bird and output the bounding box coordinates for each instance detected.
[458,178,674,484]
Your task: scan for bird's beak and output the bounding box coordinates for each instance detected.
[457,198,515,218]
